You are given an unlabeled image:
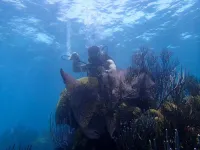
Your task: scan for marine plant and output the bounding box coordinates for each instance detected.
[0,125,38,150]
[6,144,32,150]
[1,125,54,150]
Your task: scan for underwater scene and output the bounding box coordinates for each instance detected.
[0,0,200,150]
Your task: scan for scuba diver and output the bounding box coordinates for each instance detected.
[68,45,117,77]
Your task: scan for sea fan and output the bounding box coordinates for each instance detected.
[131,48,185,108]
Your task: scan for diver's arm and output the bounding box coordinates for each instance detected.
[106,59,117,73]
[69,52,88,72]
[72,61,88,72]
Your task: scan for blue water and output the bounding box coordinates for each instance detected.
[0,0,199,147]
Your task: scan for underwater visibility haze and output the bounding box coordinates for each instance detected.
[0,0,200,149]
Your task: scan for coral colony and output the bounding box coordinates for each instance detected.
[5,47,200,150]
[54,47,200,150]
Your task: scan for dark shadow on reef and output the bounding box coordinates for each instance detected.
[52,47,200,150]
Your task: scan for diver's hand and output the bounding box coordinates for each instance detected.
[105,59,117,73]
[69,52,80,61]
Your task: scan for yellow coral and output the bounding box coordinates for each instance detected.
[56,88,68,108]
[161,101,177,113]
[55,77,99,124]
[78,77,99,88]
[149,109,163,119]
[119,102,127,109]
[146,109,165,137]
[55,88,72,125]
[132,107,141,117]
[147,109,164,122]
[56,77,98,107]
[63,77,99,94]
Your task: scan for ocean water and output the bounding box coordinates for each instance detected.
[0,0,199,149]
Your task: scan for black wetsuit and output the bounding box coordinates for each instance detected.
[73,54,114,78]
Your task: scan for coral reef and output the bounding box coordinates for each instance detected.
[53,47,200,150]
[3,47,199,149]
